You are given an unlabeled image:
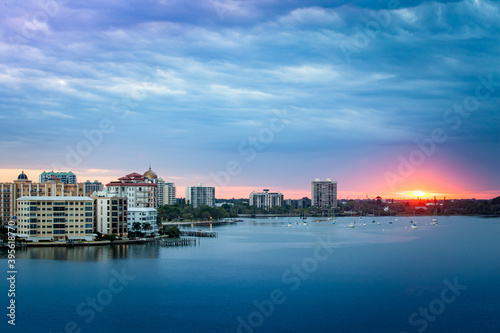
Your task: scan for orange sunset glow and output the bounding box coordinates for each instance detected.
[0,168,497,200]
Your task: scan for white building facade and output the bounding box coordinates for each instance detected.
[163,182,176,206]
[127,207,158,235]
[154,178,177,206]
[249,189,284,209]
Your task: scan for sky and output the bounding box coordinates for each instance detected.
[0,0,499,200]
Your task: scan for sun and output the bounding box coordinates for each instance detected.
[412,191,427,197]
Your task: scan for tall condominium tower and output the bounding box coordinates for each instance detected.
[311,178,337,208]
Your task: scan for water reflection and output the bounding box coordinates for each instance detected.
[1,243,162,262]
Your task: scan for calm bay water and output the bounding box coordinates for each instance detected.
[1,216,500,333]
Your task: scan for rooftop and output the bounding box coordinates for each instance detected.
[17,196,93,201]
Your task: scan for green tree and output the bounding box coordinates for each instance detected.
[132,222,142,232]
[166,226,180,238]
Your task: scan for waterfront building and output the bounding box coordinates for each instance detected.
[185,184,215,208]
[84,180,104,195]
[1,172,88,225]
[93,196,128,236]
[16,196,95,242]
[127,207,158,235]
[249,189,283,209]
[39,171,77,184]
[311,178,337,208]
[106,172,157,208]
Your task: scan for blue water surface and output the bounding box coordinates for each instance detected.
[1,216,499,333]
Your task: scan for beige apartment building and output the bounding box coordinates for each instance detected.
[1,171,88,224]
[16,196,95,242]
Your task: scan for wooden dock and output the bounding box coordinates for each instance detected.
[180,230,218,238]
[160,238,197,247]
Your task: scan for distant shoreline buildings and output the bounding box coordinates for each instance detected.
[4,168,344,241]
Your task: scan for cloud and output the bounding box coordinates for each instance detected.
[0,0,498,197]
[41,110,75,119]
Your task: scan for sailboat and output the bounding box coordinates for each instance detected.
[348,221,355,228]
[430,212,437,226]
[329,208,337,223]
[411,223,418,229]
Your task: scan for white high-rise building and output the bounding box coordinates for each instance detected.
[163,182,176,205]
[311,178,337,208]
[249,189,283,209]
[185,184,215,208]
[154,177,176,206]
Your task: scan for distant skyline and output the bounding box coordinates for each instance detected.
[1,1,499,200]
[0,168,496,200]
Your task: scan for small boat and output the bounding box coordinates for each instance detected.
[432,218,438,224]
[372,219,376,223]
[288,223,292,227]
[411,224,418,229]
[348,223,355,228]
[302,221,308,226]
[362,222,367,226]
[430,221,437,226]
[389,220,393,224]
[377,222,381,225]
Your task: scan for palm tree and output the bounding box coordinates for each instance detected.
[143,223,151,232]
[132,222,142,232]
